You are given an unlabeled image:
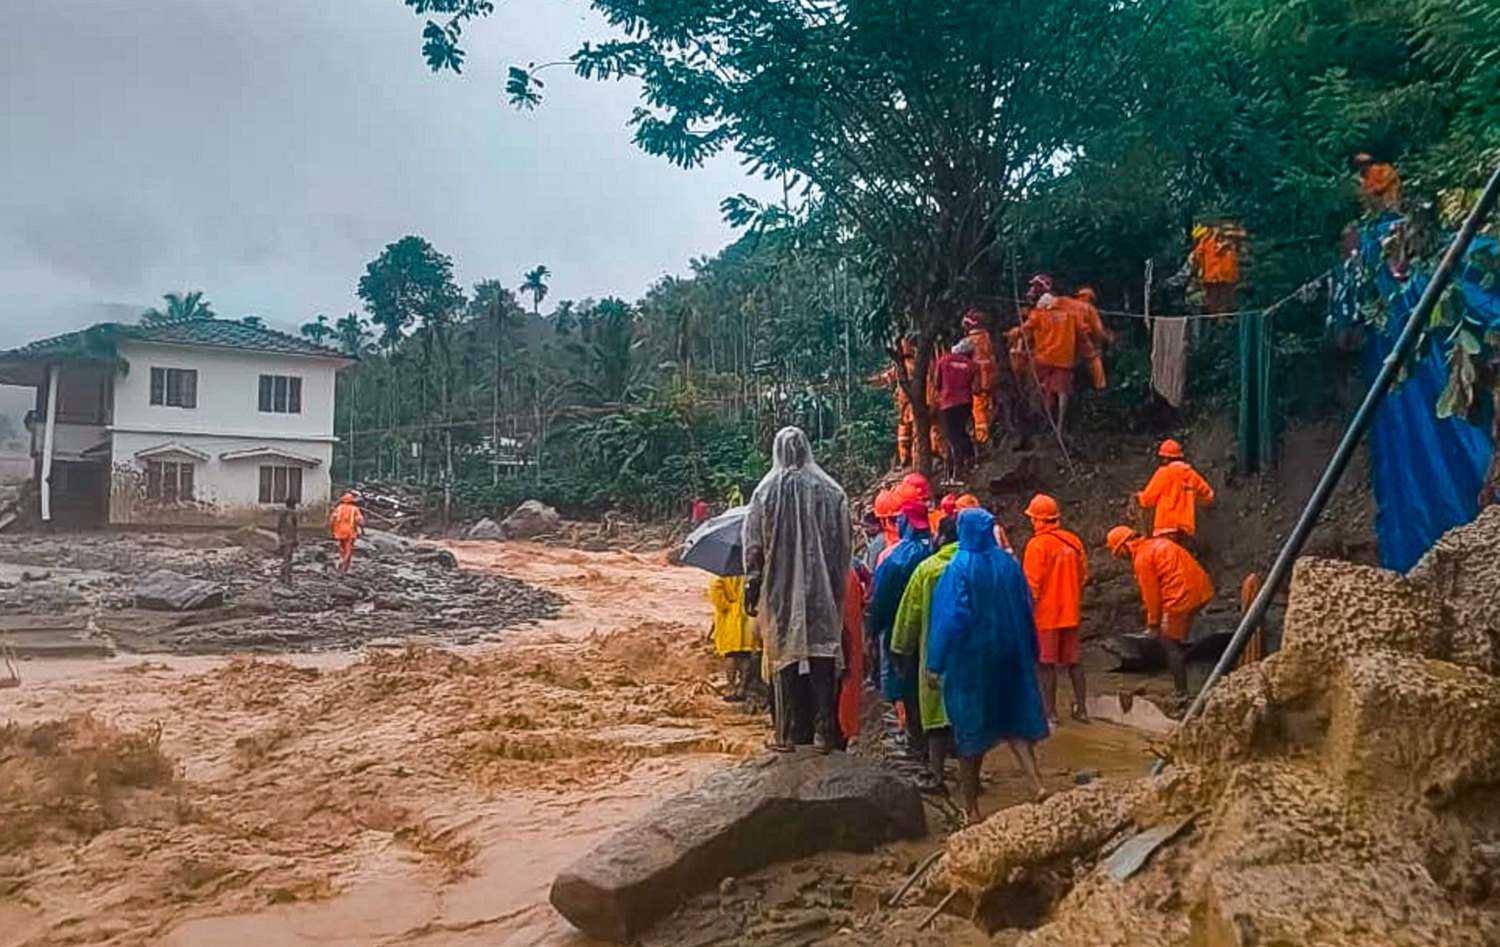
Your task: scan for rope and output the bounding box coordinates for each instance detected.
[1010,249,1079,479]
[973,270,1331,324]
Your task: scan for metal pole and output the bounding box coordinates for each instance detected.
[1167,163,1500,747]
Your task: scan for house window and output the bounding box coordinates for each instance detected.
[149,368,198,408]
[257,375,303,414]
[145,461,194,503]
[258,465,303,504]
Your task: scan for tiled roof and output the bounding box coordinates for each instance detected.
[0,318,350,363]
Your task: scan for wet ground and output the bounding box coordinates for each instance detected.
[1,539,1154,946]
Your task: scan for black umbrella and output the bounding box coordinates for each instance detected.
[680,505,748,576]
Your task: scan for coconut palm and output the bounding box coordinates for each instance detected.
[141,291,214,326]
[300,314,334,345]
[520,265,550,316]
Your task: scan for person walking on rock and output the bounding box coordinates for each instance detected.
[1107,525,1214,702]
[1137,438,1215,547]
[1022,494,1089,725]
[742,427,852,753]
[328,492,365,575]
[929,508,1050,820]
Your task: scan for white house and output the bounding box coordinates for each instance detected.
[0,318,353,527]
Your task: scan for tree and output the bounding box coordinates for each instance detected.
[520,265,550,316]
[141,290,214,325]
[240,315,265,328]
[356,236,465,482]
[300,314,334,345]
[407,1,1169,471]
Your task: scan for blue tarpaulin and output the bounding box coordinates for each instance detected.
[1335,218,1500,571]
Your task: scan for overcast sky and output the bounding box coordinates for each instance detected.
[0,0,775,350]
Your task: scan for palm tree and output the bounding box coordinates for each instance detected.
[300,314,334,345]
[520,265,550,316]
[239,316,265,328]
[141,290,214,326]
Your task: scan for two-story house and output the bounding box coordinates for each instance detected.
[0,318,353,527]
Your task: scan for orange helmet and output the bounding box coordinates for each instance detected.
[873,489,901,519]
[1076,287,1097,303]
[955,494,981,510]
[1024,493,1060,522]
[1158,438,1185,459]
[340,492,356,504]
[1106,525,1138,556]
[900,472,931,503]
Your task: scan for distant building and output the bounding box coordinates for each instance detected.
[0,319,353,527]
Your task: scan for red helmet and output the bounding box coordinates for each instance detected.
[900,472,931,502]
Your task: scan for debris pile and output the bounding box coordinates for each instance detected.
[929,506,1500,945]
[0,531,562,655]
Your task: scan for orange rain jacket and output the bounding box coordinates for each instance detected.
[1021,298,1087,369]
[1137,461,1216,537]
[1023,523,1087,631]
[1190,230,1240,286]
[329,500,365,541]
[1128,536,1213,628]
[1360,163,1402,208]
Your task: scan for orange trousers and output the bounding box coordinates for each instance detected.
[972,391,994,444]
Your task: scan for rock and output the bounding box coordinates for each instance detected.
[229,526,281,554]
[549,751,926,941]
[466,517,506,541]
[502,500,561,539]
[1073,769,1100,786]
[134,569,225,611]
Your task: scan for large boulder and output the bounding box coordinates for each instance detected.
[549,751,926,942]
[134,569,224,611]
[465,517,506,541]
[502,500,560,539]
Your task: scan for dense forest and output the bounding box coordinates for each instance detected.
[299,0,1498,520]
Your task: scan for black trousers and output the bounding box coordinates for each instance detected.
[941,404,975,468]
[774,657,838,746]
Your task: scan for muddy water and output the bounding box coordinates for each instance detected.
[3,541,1153,946]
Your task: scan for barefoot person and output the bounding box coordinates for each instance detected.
[742,427,852,753]
[328,492,365,575]
[1106,525,1214,702]
[928,508,1050,820]
[1022,494,1088,724]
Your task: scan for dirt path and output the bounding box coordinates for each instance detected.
[1,540,1153,946]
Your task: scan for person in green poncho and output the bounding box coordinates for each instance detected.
[890,516,959,791]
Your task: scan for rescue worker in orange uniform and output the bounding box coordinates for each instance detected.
[1022,494,1088,724]
[328,492,366,574]
[873,489,903,566]
[1070,287,1113,390]
[1107,525,1214,700]
[1189,222,1246,315]
[1015,281,1089,431]
[1137,438,1215,544]
[962,308,1000,447]
[1352,153,1401,214]
[869,339,918,467]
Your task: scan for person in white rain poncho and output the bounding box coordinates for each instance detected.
[743,427,853,752]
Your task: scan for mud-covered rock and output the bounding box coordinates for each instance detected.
[465,517,506,540]
[939,779,1144,896]
[549,751,925,941]
[1325,653,1500,805]
[133,569,224,611]
[1198,862,1498,946]
[1281,558,1447,664]
[228,526,281,554]
[1408,505,1500,673]
[502,500,560,539]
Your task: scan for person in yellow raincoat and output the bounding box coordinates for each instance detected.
[709,574,758,702]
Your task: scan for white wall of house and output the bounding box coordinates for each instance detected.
[107,341,343,525]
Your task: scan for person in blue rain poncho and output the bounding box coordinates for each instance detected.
[928,507,1050,821]
[864,498,934,756]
